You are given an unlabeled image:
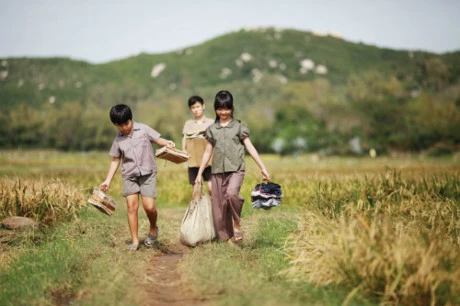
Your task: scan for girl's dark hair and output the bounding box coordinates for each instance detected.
[214,90,234,122]
[109,104,132,125]
[188,95,204,107]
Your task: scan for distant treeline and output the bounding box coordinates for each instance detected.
[1,28,459,155]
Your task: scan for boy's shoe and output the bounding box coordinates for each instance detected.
[144,226,159,248]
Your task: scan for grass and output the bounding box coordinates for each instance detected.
[0,150,459,305]
[0,177,86,227]
[180,212,372,306]
[0,198,182,306]
[284,169,460,305]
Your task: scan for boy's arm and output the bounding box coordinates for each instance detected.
[243,137,270,181]
[100,157,121,192]
[155,137,175,148]
[182,134,188,155]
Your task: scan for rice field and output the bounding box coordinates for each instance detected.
[284,168,460,305]
[0,150,459,305]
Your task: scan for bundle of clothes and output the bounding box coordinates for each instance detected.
[251,181,283,210]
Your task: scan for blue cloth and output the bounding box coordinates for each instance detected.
[251,182,282,210]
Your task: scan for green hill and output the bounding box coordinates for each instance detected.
[1,27,459,153]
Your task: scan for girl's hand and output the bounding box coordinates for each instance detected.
[261,168,270,181]
[195,176,203,185]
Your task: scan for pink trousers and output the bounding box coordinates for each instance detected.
[211,171,245,241]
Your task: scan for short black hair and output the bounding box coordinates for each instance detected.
[109,104,132,125]
[188,95,204,108]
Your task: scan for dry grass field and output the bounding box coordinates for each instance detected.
[0,150,459,305]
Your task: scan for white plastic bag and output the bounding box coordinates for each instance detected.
[180,184,216,247]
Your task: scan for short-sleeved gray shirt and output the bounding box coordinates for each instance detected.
[109,121,161,178]
[205,119,250,174]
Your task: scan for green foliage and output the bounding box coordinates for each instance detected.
[0,228,89,306]
[402,93,460,150]
[0,213,147,306]
[1,28,460,153]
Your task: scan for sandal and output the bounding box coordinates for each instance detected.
[144,226,159,248]
[233,230,243,243]
[127,243,139,251]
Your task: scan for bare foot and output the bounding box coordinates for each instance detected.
[233,230,243,243]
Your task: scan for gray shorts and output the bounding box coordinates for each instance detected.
[122,172,157,198]
[188,166,212,184]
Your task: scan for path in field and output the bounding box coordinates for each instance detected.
[140,209,211,306]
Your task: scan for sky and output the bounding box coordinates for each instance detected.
[1,0,460,64]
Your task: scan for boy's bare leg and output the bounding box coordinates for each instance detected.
[141,196,158,236]
[126,194,140,246]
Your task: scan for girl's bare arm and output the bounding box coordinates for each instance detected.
[243,137,270,181]
[195,142,213,184]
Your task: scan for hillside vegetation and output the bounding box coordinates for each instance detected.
[1,27,459,154]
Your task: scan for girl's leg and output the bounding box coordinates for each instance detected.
[141,196,158,236]
[211,174,232,241]
[211,171,245,242]
[226,171,245,240]
[126,194,140,245]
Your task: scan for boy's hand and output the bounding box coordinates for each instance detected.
[100,181,110,192]
[166,140,175,148]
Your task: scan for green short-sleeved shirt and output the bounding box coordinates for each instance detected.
[205,119,250,174]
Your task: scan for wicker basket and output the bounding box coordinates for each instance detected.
[88,187,118,216]
[155,147,189,164]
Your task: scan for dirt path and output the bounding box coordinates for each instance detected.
[139,209,212,306]
[142,243,209,306]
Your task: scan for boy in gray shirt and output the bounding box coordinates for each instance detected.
[100,104,175,250]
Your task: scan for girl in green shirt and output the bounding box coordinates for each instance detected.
[195,90,270,244]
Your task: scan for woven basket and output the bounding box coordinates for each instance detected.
[88,187,118,216]
[155,147,189,164]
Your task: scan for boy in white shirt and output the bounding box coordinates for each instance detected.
[182,96,214,194]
